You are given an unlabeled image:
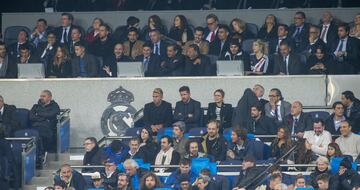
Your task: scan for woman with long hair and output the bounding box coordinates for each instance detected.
[258,14,278,41]
[246,39,269,75]
[168,15,194,45]
[270,127,293,160]
[307,45,335,74]
[141,15,167,41]
[137,127,158,164]
[46,45,72,78]
[229,18,255,41]
[326,142,343,160]
[350,13,360,39]
[140,172,162,190]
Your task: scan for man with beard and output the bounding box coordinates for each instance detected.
[201,120,227,161]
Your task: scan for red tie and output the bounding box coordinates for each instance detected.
[210,32,216,42]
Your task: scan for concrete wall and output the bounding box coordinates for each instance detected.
[2,8,359,36]
[0,75,328,146]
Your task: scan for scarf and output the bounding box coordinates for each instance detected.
[154,147,174,172]
[0,56,9,77]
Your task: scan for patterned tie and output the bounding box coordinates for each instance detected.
[320,25,328,41]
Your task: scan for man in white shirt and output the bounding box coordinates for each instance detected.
[335,121,360,161]
[304,118,332,156]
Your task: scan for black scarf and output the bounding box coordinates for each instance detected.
[83,145,99,165]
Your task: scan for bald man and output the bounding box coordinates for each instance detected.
[54,164,86,190]
[282,101,313,139]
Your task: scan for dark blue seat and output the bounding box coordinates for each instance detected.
[188,127,206,137]
[124,127,141,137]
[16,108,30,129]
[156,127,173,141]
[253,140,265,160]
[218,160,242,172]
[212,175,230,190]
[14,129,39,139]
[308,111,330,120]
[246,23,259,36]
[4,26,31,45]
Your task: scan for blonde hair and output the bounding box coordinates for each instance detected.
[253,39,269,55]
[230,18,246,32]
[153,88,163,96]
[316,156,330,166]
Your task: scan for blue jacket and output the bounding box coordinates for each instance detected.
[164,169,197,188]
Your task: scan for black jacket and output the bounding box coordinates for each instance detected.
[71,53,99,77]
[310,167,339,189]
[232,88,259,127]
[227,139,255,161]
[273,53,305,75]
[82,145,108,173]
[324,113,343,135]
[160,54,185,76]
[1,104,20,137]
[143,100,173,128]
[174,98,201,130]
[234,166,263,190]
[46,59,72,78]
[282,112,313,134]
[336,169,360,190]
[202,134,228,161]
[184,55,213,76]
[246,115,277,135]
[89,36,115,60]
[209,38,231,59]
[307,53,336,74]
[344,99,360,133]
[29,100,60,136]
[207,102,233,131]
[102,54,132,77]
[135,54,162,77]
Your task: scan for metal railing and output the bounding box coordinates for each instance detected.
[56,108,71,161]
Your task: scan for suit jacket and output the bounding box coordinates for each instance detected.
[71,53,99,77]
[232,88,259,127]
[246,115,278,135]
[1,104,20,137]
[273,53,305,75]
[143,100,173,127]
[135,54,161,77]
[282,112,313,134]
[269,36,295,55]
[184,55,213,76]
[7,41,35,58]
[264,100,291,126]
[207,102,233,130]
[0,55,18,78]
[151,40,169,59]
[55,25,75,47]
[324,113,344,135]
[102,54,132,77]
[305,38,327,54]
[123,40,144,59]
[331,36,360,71]
[89,37,115,59]
[288,23,310,53]
[174,98,201,129]
[234,166,262,189]
[344,99,360,133]
[182,40,209,55]
[36,42,58,64]
[204,27,219,42]
[209,38,231,59]
[319,21,338,48]
[159,54,185,76]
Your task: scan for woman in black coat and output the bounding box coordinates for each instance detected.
[168,15,194,45]
[207,89,232,133]
[257,14,278,41]
[46,45,72,78]
[138,127,159,164]
[307,45,335,74]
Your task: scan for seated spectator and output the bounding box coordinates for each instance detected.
[307,45,335,74]
[289,11,310,53]
[227,127,254,161]
[104,140,129,164]
[53,180,67,190]
[273,40,305,75]
[89,23,115,60]
[204,14,219,43]
[29,90,60,158]
[154,135,180,172]
[173,121,188,157]
[0,95,20,137]
[113,16,141,43]
[102,42,132,77]
[209,24,231,59]
[266,164,292,185]
[90,172,105,189]
[309,156,337,189]
[304,25,327,57]
[207,89,233,133]
[229,18,255,41]
[287,174,309,190]
[174,86,201,131]
[46,45,72,78]
[71,41,99,77]
[123,159,148,190]
[245,39,269,75]
[316,173,336,190]
[270,127,293,160]
[184,140,206,160]
[17,44,40,64]
[37,32,58,66]
[258,173,287,190]
[160,44,186,76]
[82,137,108,172]
[291,138,313,168]
[283,101,312,139]
[325,101,346,135]
[54,164,86,190]
[143,88,173,133]
[184,44,212,76]
[148,29,169,59]
[349,13,360,39]
[8,29,34,58]
[55,13,75,48]
[85,17,103,43]
[268,24,295,55]
[30,18,48,47]
[222,39,250,69]
[139,172,162,190]
[68,26,87,57]
[233,155,261,190]
[335,121,360,161]
[341,91,360,133]
[182,27,209,55]
[331,23,359,74]
[125,137,143,160]
[0,41,17,78]
[252,84,269,110]
[304,118,332,157]
[319,11,338,48]
[202,120,227,161]
[193,175,216,190]
[165,158,197,189]
[335,158,360,189]
[101,158,121,189]
[117,173,131,190]
[135,42,161,77]
[177,173,192,190]
[326,142,343,160]
[232,88,259,127]
[123,27,144,59]
[258,14,278,41]
[0,124,16,190]
[168,15,194,46]
[264,88,291,126]
[138,127,158,164]
[246,103,277,135]
[141,15,168,41]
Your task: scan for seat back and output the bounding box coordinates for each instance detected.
[308,111,330,120]
[14,129,39,139]
[4,26,31,45]
[16,108,30,129]
[188,127,206,137]
[253,140,265,160]
[246,23,259,37]
[242,39,255,54]
[124,127,141,137]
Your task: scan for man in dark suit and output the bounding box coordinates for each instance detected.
[209,24,231,60]
[325,101,346,135]
[102,43,131,77]
[135,42,161,77]
[269,24,295,55]
[29,18,48,48]
[246,103,277,135]
[184,44,213,76]
[55,12,75,48]
[282,101,313,139]
[0,41,17,78]
[160,44,185,76]
[288,11,310,53]
[17,44,40,64]
[68,26,87,58]
[174,86,201,131]
[0,95,20,137]
[148,29,169,60]
[273,40,304,75]
[7,29,34,58]
[37,32,58,66]
[252,84,268,112]
[341,91,360,133]
[89,24,115,61]
[204,14,219,43]
[331,23,360,74]
[264,88,291,127]
[71,41,99,77]
[319,11,338,50]
[305,25,327,55]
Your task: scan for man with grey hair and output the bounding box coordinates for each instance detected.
[0,95,20,137]
[123,159,147,190]
[172,121,188,157]
[282,101,313,139]
[252,84,268,111]
[29,90,60,164]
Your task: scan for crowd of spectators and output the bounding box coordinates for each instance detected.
[1,10,360,78]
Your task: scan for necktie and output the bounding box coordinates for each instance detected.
[320,25,328,41]
[274,105,279,121]
[294,27,301,37]
[144,57,149,72]
[338,39,344,52]
[284,56,289,75]
[292,118,298,135]
[210,32,216,42]
[62,28,68,43]
[155,44,159,55]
